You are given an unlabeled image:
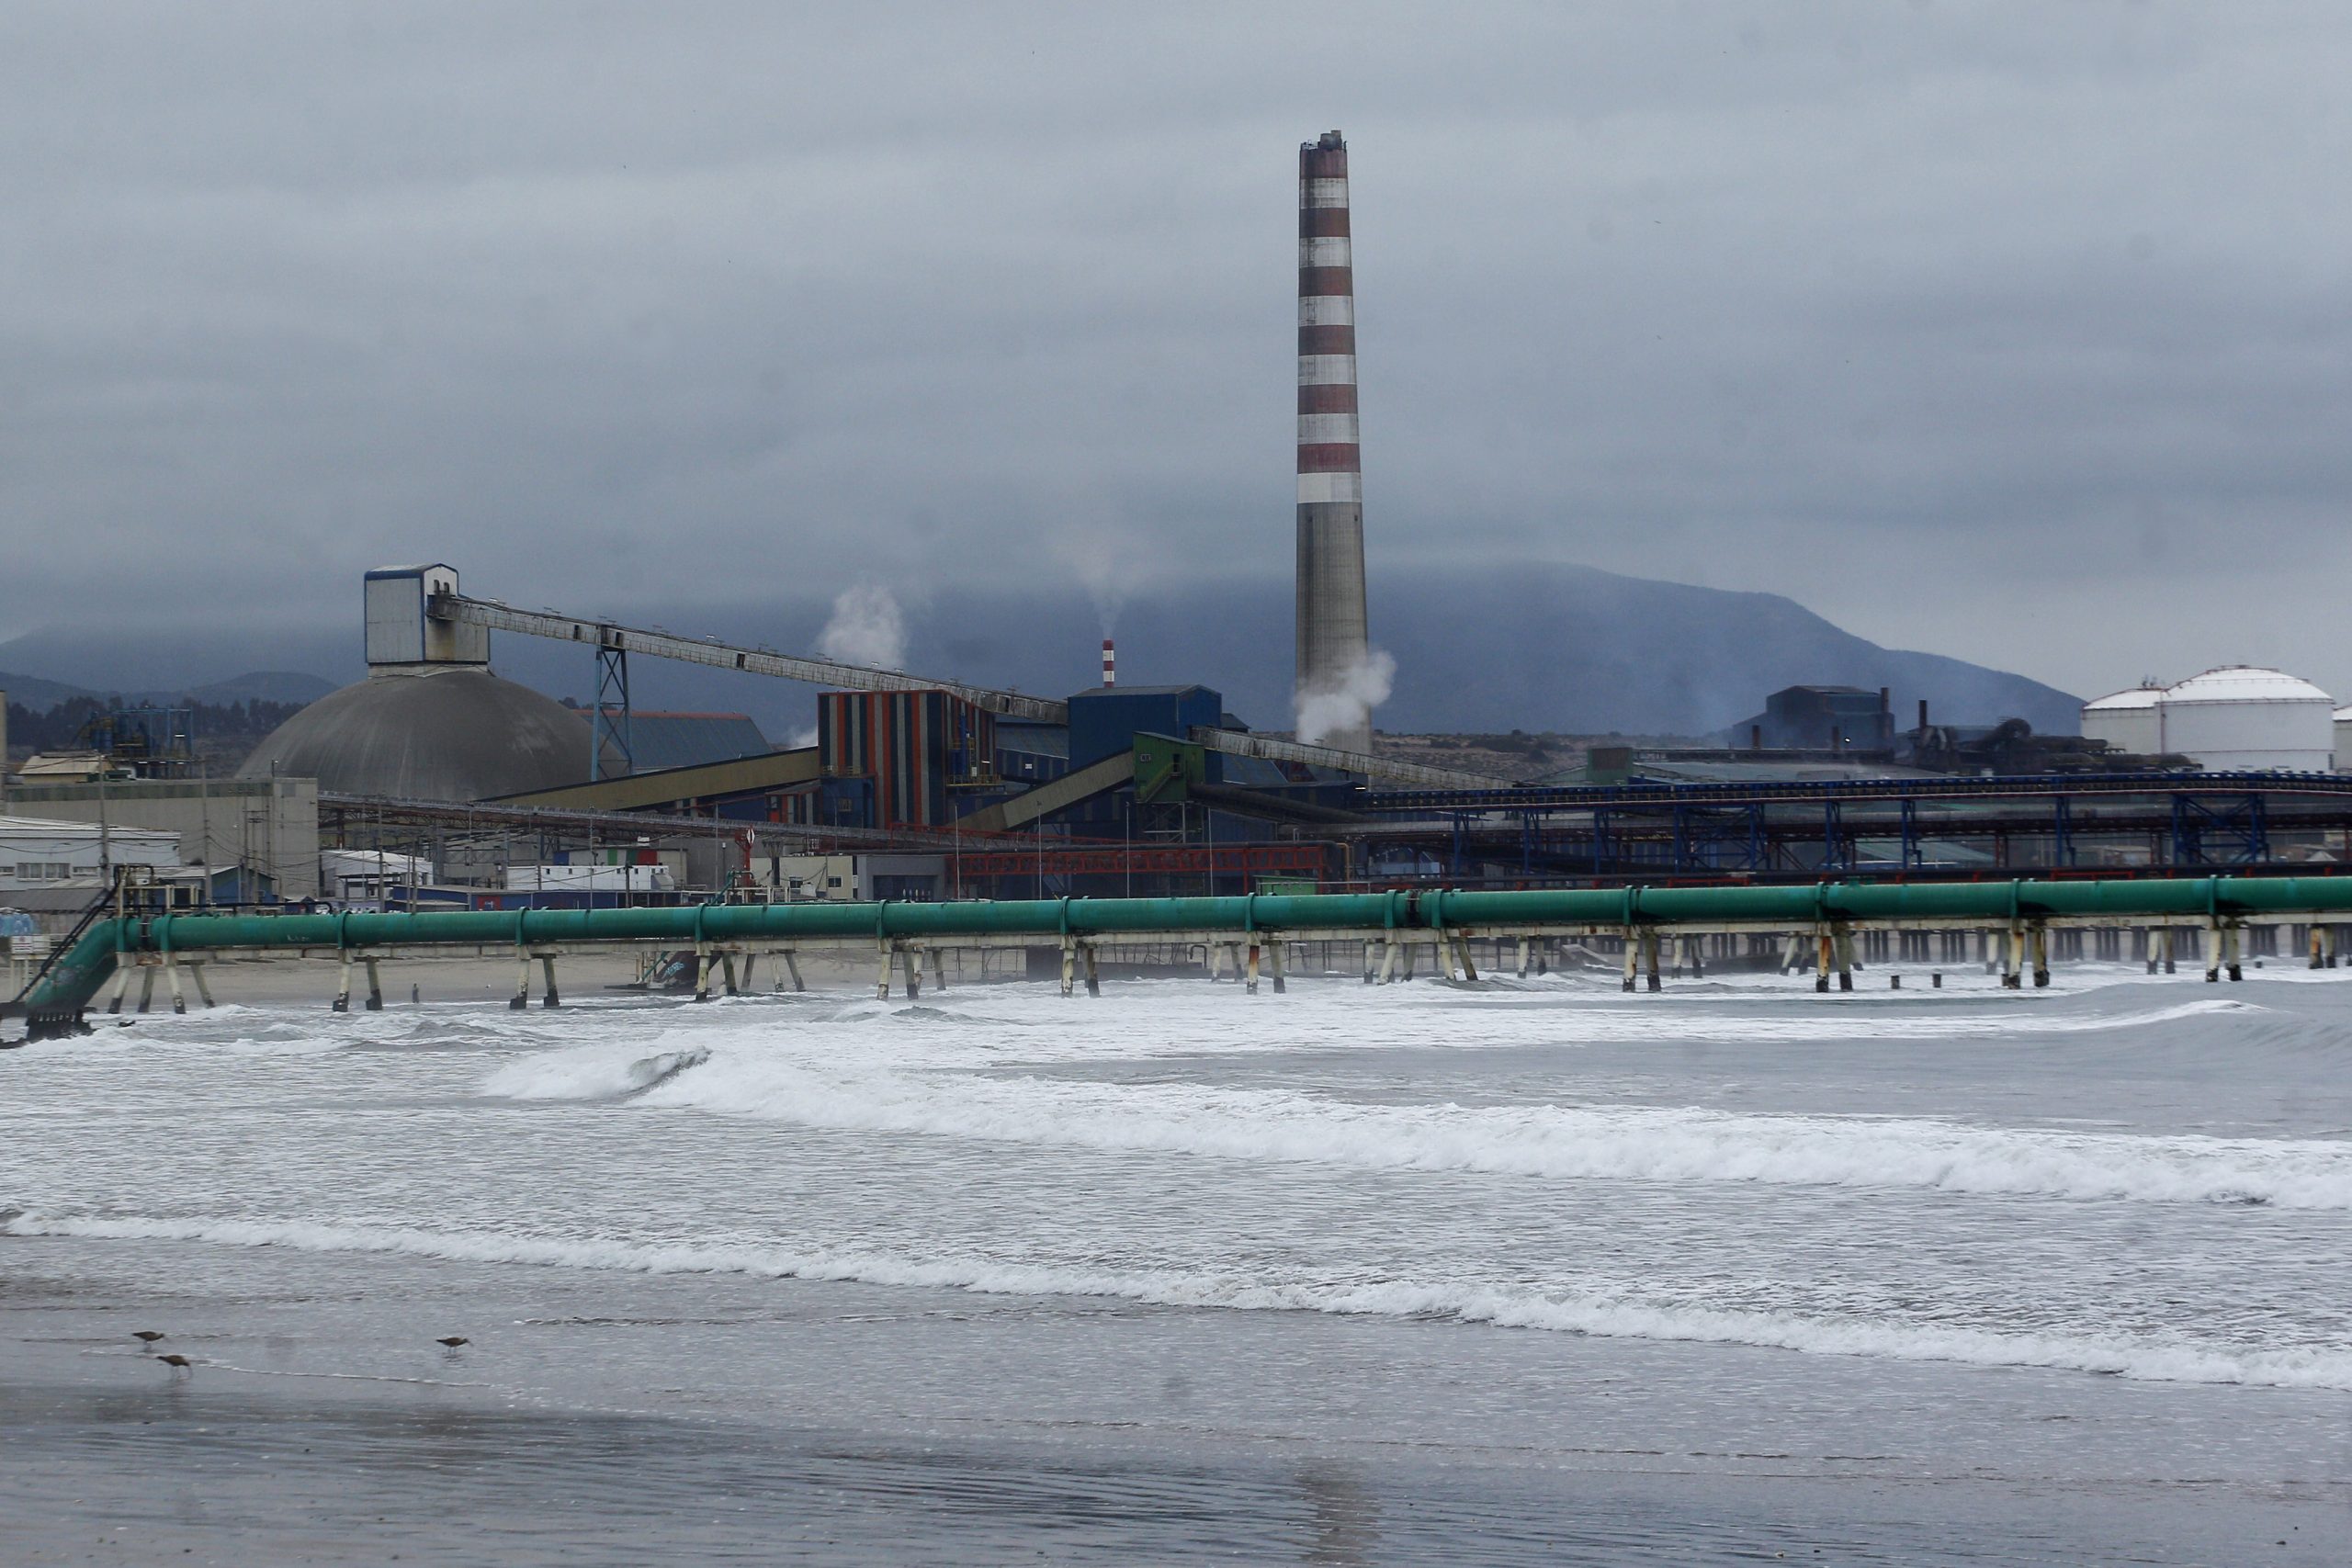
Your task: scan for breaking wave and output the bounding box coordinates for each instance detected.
[7,1211,2344,1392]
[604,1052,2352,1209]
[482,1043,711,1100]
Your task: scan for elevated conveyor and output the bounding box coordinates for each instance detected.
[1186,728,1505,788]
[956,752,1136,833]
[427,592,1068,724]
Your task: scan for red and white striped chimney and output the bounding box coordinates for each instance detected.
[1101,637,1116,688]
[1295,129,1372,752]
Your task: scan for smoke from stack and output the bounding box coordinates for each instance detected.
[1295,129,1376,751]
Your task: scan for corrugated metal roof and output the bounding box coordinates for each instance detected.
[623,713,772,772]
[995,722,1069,760]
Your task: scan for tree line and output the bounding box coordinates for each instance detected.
[6,696,309,757]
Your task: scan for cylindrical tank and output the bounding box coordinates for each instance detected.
[2334,705,2352,772]
[2081,685,2163,756]
[2155,667,2334,772]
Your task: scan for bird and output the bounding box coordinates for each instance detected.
[435,1336,469,1348]
[131,1331,165,1347]
[156,1354,192,1371]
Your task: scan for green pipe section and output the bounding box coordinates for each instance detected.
[18,878,2352,1038]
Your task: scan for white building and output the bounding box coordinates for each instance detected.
[2079,684,2164,757]
[2084,667,2335,773]
[2337,706,2352,773]
[0,815,182,891]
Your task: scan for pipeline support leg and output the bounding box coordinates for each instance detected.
[1084,943,1101,998]
[1643,931,1662,993]
[900,948,921,999]
[538,954,560,1009]
[514,950,533,1010]
[1269,940,1287,995]
[366,956,386,1012]
[929,947,947,993]
[105,964,132,1015]
[783,951,805,992]
[2202,923,2222,984]
[1623,931,1640,994]
[164,953,187,1016]
[190,963,214,1010]
[2030,926,2050,989]
[1059,940,1077,998]
[1834,927,1855,993]
[2223,924,2244,983]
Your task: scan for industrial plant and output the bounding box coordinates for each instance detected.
[12,129,2352,1023]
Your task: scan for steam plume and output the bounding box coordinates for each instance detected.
[817,582,906,671]
[1295,649,1395,749]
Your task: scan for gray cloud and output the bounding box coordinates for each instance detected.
[4,1,2347,702]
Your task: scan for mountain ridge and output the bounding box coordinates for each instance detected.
[0,565,2079,740]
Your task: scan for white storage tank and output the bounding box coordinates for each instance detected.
[2156,667,2335,772]
[2335,705,2352,772]
[2081,684,2164,757]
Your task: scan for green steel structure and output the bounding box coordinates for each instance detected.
[14,876,2352,1042]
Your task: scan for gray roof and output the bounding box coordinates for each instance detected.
[237,667,591,801]
[624,713,771,772]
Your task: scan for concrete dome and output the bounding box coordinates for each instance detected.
[238,666,592,801]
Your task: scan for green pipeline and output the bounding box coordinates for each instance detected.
[17,877,2352,1036]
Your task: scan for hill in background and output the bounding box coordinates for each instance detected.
[0,564,2078,746]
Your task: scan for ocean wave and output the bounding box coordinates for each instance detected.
[481,1043,711,1100]
[8,1211,2344,1392]
[631,1055,2352,1208]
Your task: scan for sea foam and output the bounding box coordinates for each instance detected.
[8,1210,2345,1393]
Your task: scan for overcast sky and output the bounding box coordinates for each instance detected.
[5,1,2348,702]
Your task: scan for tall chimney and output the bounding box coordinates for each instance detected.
[1101,637,1116,689]
[1295,129,1372,752]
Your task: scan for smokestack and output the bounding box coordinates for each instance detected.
[1917,698,1929,732]
[1101,637,1116,689]
[1295,129,1372,752]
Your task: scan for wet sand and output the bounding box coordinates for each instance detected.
[6,1232,2344,1566]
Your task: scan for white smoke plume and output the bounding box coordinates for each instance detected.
[816,582,906,671]
[1295,649,1396,748]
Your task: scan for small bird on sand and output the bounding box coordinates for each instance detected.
[435,1336,469,1348]
[156,1353,193,1371]
[131,1331,165,1347]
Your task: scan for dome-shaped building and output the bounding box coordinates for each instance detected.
[2156,667,2335,773]
[239,664,592,801]
[238,564,593,801]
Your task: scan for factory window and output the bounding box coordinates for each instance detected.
[827,876,842,888]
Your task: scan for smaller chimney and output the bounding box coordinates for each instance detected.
[1101,637,1116,689]
[1917,698,1929,732]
